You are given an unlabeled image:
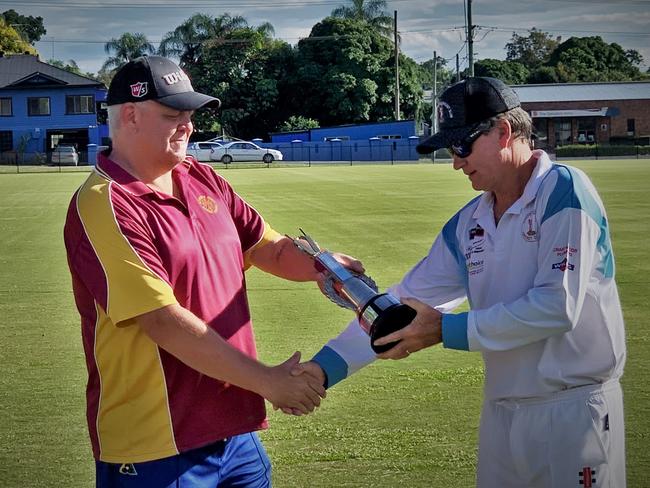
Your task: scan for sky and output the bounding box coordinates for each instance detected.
[5,0,649,75]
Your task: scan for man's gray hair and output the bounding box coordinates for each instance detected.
[107,105,121,137]
[489,107,533,146]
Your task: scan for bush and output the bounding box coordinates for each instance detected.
[556,144,650,157]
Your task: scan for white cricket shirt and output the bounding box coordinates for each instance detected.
[313,151,626,400]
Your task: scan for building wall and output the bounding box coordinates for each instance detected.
[522,98,650,147]
[0,86,108,157]
[270,120,417,144]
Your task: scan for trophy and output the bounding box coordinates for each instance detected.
[291,229,416,353]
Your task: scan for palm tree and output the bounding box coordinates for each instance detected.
[331,0,394,38]
[102,32,155,71]
[158,13,249,66]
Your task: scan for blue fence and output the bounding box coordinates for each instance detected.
[258,137,422,162]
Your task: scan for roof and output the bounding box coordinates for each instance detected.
[512,81,650,103]
[0,54,104,89]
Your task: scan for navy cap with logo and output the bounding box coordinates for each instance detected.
[107,55,221,111]
[416,77,520,154]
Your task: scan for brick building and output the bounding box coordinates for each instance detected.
[512,82,650,149]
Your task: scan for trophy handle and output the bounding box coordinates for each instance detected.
[367,302,417,353]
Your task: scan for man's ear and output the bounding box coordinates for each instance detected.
[121,103,138,130]
[497,118,512,149]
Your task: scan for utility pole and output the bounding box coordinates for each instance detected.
[394,10,400,121]
[456,53,461,82]
[431,50,438,135]
[467,0,474,76]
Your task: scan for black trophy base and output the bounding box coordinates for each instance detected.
[363,300,417,353]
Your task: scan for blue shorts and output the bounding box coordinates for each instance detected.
[96,432,271,488]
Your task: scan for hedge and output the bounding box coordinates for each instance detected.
[556,144,650,157]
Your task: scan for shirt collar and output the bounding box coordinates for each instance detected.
[95,152,194,197]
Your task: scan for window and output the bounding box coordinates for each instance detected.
[378,134,402,140]
[0,98,12,116]
[0,131,12,152]
[66,95,95,114]
[28,97,50,116]
[533,118,548,147]
[627,118,635,135]
[553,119,572,146]
[577,118,596,144]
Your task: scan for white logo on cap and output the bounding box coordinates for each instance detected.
[130,82,148,98]
[162,70,190,85]
[437,101,453,124]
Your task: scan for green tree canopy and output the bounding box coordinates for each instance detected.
[1,9,45,44]
[102,32,155,71]
[548,36,646,82]
[331,0,393,38]
[474,58,530,85]
[158,13,248,66]
[418,56,455,91]
[279,115,320,132]
[0,18,37,55]
[505,28,560,70]
[293,17,420,126]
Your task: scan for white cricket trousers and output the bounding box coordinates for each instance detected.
[477,379,625,488]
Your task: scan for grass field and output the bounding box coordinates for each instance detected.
[0,160,648,487]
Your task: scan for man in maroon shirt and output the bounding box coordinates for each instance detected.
[64,55,361,487]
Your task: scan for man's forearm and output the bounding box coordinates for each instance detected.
[136,304,273,395]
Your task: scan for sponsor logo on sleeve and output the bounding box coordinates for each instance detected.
[552,258,574,271]
[522,211,538,242]
[130,82,148,98]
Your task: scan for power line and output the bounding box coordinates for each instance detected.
[0,0,420,7]
[476,25,650,37]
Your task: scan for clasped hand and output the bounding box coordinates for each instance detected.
[262,352,326,416]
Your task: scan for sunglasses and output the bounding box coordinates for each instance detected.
[448,120,494,158]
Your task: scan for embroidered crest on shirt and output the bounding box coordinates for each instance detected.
[522,212,538,242]
[197,195,217,214]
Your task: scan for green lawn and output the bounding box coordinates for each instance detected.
[0,160,648,487]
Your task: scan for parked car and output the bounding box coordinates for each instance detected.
[209,141,283,164]
[51,146,79,166]
[186,141,223,162]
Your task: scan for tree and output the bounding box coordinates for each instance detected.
[418,56,455,91]
[548,36,646,82]
[505,28,561,70]
[293,17,421,126]
[0,18,37,55]
[331,0,393,38]
[474,59,530,85]
[1,9,46,44]
[158,13,248,66]
[102,32,155,71]
[279,116,320,132]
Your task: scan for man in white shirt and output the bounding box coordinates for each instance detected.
[299,77,627,488]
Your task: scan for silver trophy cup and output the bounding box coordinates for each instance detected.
[291,230,416,353]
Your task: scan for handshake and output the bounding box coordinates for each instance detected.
[262,294,444,416]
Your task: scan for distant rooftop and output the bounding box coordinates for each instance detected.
[512,81,650,103]
[0,54,103,89]
[424,81,650,103]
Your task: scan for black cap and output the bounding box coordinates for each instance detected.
[416,77,520,154]
[107,55,220,111]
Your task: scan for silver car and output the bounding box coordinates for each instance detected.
[186,141,223,162]
[51,146,79,166]
[210,142,283,164]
